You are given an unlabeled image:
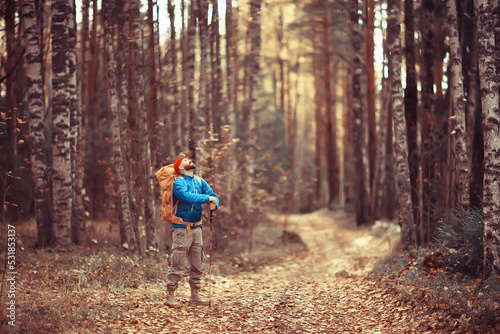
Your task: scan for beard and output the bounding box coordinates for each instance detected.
[184,164,196,171]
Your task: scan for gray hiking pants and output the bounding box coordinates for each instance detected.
[167,227,205,286]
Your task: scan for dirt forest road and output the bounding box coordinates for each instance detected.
[87,210,440,334]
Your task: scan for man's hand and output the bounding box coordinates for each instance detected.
[209,196,217,211]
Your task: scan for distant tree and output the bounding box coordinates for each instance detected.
[147,0,159,170]
[245,0,263,249]
[351,0,370,225]
[168,0,182,155]
[323,0,340,206]
[474,0,500,278]
[387,0,416,248]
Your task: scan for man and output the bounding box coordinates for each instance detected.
[166,157,219,308]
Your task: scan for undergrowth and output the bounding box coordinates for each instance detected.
[370,207,500,334]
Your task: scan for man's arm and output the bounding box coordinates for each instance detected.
[201,179,219,211]
[173,179,210,204]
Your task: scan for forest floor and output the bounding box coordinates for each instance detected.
[1,210,499,333]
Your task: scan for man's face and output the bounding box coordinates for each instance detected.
[180,158,196,171]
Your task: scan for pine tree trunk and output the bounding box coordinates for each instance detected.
[351,0,370,225]
[474,0,500,278]
[388,0,416,249]
[104,0,138,253]
[447,0,470,209]
[324,0,339,206]
[21,0,52,247]
[51,0,74,245]
[312,35,324,204]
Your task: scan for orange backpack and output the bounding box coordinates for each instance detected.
[155,164,202,225]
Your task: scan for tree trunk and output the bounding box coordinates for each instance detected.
[147,0,159,170]
[198,0,210,168]
[168,0,182,156]
[185,1,197,158]
[351,0,370,225]
[51,0,73,245]
[446,0,470,209]
[212,0,223,137]
[365,0,377,213]
[245,0,262,250]
[324,0,339,206]
[388,0,416,249]
[420,0,436,246]
[104,0,138,253]
[21,0,52,247]
[474,0,500,278]
[404,0,419,229]
[312,34,324,205]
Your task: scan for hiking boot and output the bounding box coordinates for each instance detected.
[165,285,181,308]
[189,284,209,306]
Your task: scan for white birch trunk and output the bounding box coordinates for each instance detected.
[21,0,52,247]
[474,0,500,277]
[51,0,73,245]
[388,0,416,248]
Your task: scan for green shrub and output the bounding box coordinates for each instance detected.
[434,207,483,276]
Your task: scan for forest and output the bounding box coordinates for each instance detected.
[0,0,499,332]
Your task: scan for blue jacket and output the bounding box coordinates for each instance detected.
[172,174,219,227]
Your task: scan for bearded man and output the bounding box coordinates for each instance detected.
[165,157,219,307]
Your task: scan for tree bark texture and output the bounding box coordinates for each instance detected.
[447,0,471,209]
[388,0,416,249]
[420,0,437,245]
[104,0,138,253]
[51,0,74,245]
[245,0,263,227]
[21,0,52,247]
[404,0,419,229]
[147,0,159,170]
[474,0,500,278]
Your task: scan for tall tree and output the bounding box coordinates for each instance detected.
[51,0,74,245]
[404,0,419,227]
[104,0,138,253]
[324,0,340,205]
[168,0,182,155]
[365,0,377,207]
[420,0,437,245]
[446,0,470,209]
[388,0,416,248]
[212,0,223,136]
[186,0,197,158]
[351,0,370,225]
[21,0,52,247]
[474,0,500,278]
[147,0,160,170]
[245,0,263,247]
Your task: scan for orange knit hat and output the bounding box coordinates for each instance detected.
[173,157,186,174]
